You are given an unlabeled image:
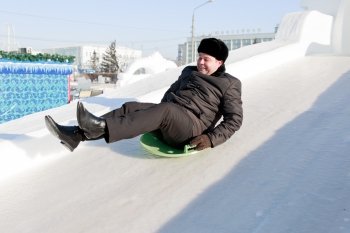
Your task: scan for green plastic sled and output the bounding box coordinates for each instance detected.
[140,132,198,157]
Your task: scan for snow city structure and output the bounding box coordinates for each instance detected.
[0,0,350,232]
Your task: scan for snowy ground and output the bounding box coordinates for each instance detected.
[0,54,350,233]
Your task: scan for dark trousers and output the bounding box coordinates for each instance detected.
[102,101,197,147]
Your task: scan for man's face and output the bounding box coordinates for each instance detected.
[197,52,223,75]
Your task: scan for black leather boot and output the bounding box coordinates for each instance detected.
[45,115,85,152]
[77,102,107,139]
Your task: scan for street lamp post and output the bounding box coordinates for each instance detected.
[191,0,214,63]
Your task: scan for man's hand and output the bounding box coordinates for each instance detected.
[190,134,211,151]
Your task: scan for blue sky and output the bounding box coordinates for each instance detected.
[0,0,302,59]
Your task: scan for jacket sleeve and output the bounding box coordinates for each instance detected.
[207,78,243,147]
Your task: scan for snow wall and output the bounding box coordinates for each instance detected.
[226,0,350,78]
[301,0,350,55]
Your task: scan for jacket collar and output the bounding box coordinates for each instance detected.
[211,64,226,77]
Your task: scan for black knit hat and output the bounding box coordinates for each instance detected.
[197,38,229,62]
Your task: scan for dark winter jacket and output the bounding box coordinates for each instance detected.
[161,65,243,147]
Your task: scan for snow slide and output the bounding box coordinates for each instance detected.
[0,55,349,233]
[1,1,350,232]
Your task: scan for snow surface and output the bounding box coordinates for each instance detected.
[1,2,350,232]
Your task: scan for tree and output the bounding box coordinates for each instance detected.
[90,50,99,72]
[100,40,119,74]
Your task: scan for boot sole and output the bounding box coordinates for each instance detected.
[45,116,77,152]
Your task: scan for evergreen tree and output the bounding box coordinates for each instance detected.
[90,50,99,72]
[100,40,119,73]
